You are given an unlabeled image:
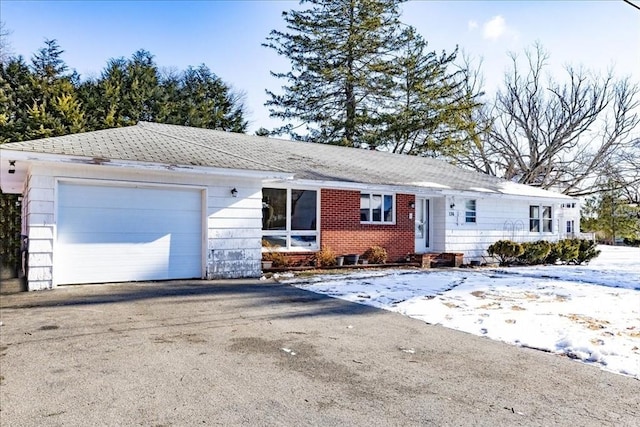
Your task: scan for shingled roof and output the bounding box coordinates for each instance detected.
[1,121,571,199]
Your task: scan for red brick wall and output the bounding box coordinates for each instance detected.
[320,189,415,262]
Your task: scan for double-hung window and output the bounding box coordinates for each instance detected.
[360,193,394,223]
[262,188,318,250]
[530,205,553,233]
[465,200,477,223]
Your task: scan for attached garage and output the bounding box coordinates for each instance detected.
[55,181,203,285]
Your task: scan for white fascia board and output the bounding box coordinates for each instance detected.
[0,149,294,181]
[278,177,572,203]
[267,178,449,196]
[440,188,574,203]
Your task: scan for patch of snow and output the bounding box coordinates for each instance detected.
[285,245,640,378]
[498,181,573,200]
[468,187,496,193]
[409,181,450,189]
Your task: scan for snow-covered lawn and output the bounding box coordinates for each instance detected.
[282,245,640,379]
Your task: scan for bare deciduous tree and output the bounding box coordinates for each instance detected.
[0,21,14,64]
[456,43,639,197]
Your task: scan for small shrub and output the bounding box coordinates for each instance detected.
[487,240,524,266]
[575,239,600,265]
[518,240,552,265]
[548,239,600,265]
[262,251,290,267]
[363,245,388,264]
[315,245,337,267]
[262,239,290,267]
[544,242,561,264]
[555,239,580,264]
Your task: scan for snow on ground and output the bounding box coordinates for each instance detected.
[283,245,640,379]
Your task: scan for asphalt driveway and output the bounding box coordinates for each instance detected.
[0,279,637,426]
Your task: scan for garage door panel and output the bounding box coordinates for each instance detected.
[59,185,202,211]
[58,207,201,235]
[57,231,203,247]
[56,182,202,285]
[57,244,202,282]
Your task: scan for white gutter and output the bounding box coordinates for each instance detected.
[0,149,294,181]
[273,178,573,202]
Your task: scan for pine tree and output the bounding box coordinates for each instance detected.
[0,57,32,143]
[26,39,86,138]
[379,27,480,157]
[82,52,248,133]
[159,64,247,132]
[84,57,130,129]
[581,189,640,244]
[265,0,406,147]
[122,50,160,123]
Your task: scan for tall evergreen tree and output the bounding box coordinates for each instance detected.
[26,39,86,139]
[265,0,480,153]
[31,39,68,82]
[85,57,131,129]
[0,57,32,143]
[379,27,480,157]
[265,0,406,147]
[80,52,247,133]
[581,188,640,244]
[159,64,247,132]
[122,50,160,123]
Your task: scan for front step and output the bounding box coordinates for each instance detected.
[409,252,464,268]
[0,277,26,294]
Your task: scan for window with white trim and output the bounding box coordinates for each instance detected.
[530,205,553,232]
[262,188,318,250]
[360,193,394,223]
[465,199,477,223]
[566,220,575,234]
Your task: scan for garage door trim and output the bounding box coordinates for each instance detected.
[54,178,206,285]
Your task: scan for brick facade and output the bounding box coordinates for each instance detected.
[320,189,415,263]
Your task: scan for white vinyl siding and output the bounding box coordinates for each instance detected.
[443,198,565,262]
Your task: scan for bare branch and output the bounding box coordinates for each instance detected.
[458,43,640,196]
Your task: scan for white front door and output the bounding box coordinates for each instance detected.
[414,198,431,253]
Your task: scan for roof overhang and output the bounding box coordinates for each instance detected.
[0,150,29,193]
[0,149,293,194]
[268,178,573,202]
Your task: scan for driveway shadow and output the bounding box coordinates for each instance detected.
[0,279,380,319]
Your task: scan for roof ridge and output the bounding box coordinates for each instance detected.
[137,122,289,173]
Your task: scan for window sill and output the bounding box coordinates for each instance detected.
[360,221,396,226]
[262,248,318,253]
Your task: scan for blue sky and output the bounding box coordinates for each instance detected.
[2,0,638,133]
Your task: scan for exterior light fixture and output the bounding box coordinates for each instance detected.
[230,187,238,197]
[8,160,16,174]
[409,201,415,209]
[450,203,456,209]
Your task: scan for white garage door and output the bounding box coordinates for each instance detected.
[56,182,202,285]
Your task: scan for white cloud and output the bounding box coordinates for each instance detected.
[483,15,507,41]
[468,20,478,31]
